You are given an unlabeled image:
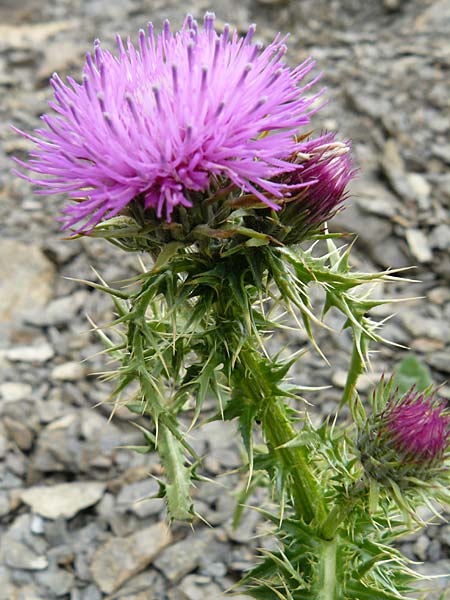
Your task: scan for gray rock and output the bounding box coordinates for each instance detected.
[413,534,429,561]
[35,567,75,597]
[3,540,48,570]
[430,224,450,251]
[116,479,164,518]
[0,382,32,402]
[25,291,87,327]
[0,240,55,324]
[51,361,86,381]
[402,312,450,343]
[20,481,106,519]
[405,229,433,263]
[177,574,223,600]
[3,417,34,451]
[154,531,215,583]
[5,343,54,363]
[90,522,172,594]
[426,352,450,374]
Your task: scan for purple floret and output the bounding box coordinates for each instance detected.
[285,132,355,225]
[384,390,450,462]
[13,13,324,231]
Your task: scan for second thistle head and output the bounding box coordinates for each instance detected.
[274,132,355,243]
[358,380,450,488]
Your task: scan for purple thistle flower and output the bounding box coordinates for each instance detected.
[382,390,450,464]
[358,383,450,487]
[282,132,355,226]
[13,13,324,232]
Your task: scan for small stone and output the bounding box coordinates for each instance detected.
[30,514,45,535]
[428,287,450,305]
[177,574,223,600]
[0,240,55,324]
[0,492,11,517]
[406,173,431,209]
[430,224,450,251]
[402,312,450,343]
[413,534,429,561]
[0,382,32,402]
[5,343,54,363]
[4,540,48,570]
[20,482,106,519]
[153,531,214,583]
[116,479,164,518]
[3,417,34,451]
[35,567,75,597]
[405,229,432,263]
[51,361,86,381]
[25,291,86,327]
[426,352,450,374]
[91,522,172,594]
[199,561,227,578]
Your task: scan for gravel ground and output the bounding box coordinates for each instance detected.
[0,0,449,598]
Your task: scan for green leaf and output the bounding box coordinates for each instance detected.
[393,355,433,396]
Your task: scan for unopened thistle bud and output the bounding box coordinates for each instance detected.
[358,386,450,488]
[276,132,355,243]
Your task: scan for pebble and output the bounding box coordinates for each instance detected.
[91,522,172,594]
[154,531,215,583]
[51,361,86,381]
[3,417,34,451]
[115,479,164,518]
[405,229,433,263]
[0,382,32,402]
[20,481,106,519]
[3,540,48,571]
[5,343,54,363]
[0,240,55,325]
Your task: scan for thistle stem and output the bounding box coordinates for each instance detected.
[317,538,339,600]
[319,479,364,540]
[262,399,324,524]
[339,340,365,409]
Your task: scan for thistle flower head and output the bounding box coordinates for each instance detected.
[358,383,450,487]
[383,389,450,463]
[274,132,355,241]
[13,13,324,232]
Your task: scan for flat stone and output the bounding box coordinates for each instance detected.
[402,312,450,343]
[3,540,48,570]
[0,240,54,324]
[51,361,86,381]
[91,522,172,594]
[405,229,432,263]
[3,417,34,451]
[0,382,32,402]
[35,567,75,597]
[20,481,106,519]
[178,574,223,600]
[154,531,215,583]
[5,343,54,363]
[116,479,164,518]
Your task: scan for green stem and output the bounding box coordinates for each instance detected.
[339,340,364,409]
[262,399,324,524]
[317,538,339,600]
[319,479,364,540]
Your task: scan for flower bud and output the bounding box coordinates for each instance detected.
[358,386,450,487]
[276,132,355,243]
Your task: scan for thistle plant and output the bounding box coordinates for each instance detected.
[14,13,450,599]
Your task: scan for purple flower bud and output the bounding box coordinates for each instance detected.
[358,386,450,487]
[383,390,450,463]
[12,13,324,233]
[286,133,355,214]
